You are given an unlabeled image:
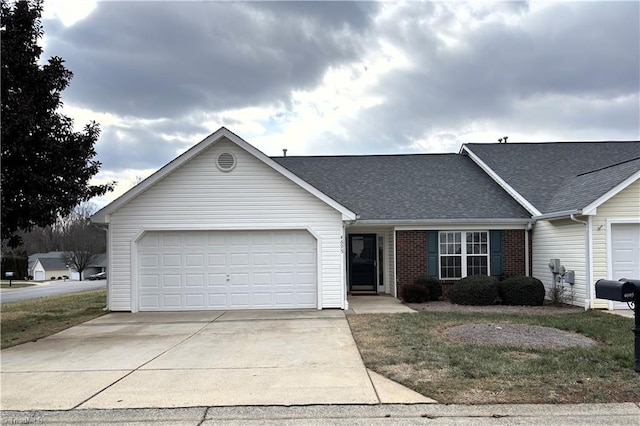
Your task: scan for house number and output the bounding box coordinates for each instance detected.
[340,236,344,253]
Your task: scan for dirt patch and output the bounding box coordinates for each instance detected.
[406,300,583,315]
[442,323,597,348]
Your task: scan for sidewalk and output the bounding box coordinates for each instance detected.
[2,403,639,425]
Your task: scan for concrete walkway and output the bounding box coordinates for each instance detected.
[347,294,416,314]
[1,309,433,411]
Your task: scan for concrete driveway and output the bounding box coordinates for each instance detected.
[1,309,432,410]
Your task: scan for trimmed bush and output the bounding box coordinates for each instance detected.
[414,275,443,301]
[448,275,499,306]
[401,283,430,303]
[499,276,545,306]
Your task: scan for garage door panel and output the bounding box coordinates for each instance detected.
[162,254,181,267]
[138,230,317,311]
[162,294,182,308]
[162,275,181,288]
[611,223,640,309]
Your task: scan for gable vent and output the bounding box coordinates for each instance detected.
[216,152,236,172]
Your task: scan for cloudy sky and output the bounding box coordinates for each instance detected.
[42,1,640,207]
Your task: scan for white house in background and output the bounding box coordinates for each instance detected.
[92,127,639,313]
[464,143,640,310]
[28,252,107,281]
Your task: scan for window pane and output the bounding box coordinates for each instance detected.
[441,256,462,279]
[467,256,488,276]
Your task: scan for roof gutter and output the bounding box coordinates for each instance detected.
[532,209,583,221]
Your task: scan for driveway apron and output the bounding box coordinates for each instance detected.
[1,310,379,410]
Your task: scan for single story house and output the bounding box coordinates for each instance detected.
[463,142,640,310]
[92,128,639,312]
[29,252,107,281]
[29,252,69,281]
[69,254,108,281]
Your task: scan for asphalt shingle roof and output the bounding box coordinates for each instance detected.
[37,257,67,270]
[465,142,640,214]
[274,154,531,221]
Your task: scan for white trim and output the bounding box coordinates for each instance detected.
[394,222,529,231]
[583,171,640,215]
[92,127,356,224]
[130,226,326,312]
[341,225,348,310]
[393,228,398,298]
[533,210,583,221]
[438,230,490,280]
[462,146,542,216]
[524,229,529,277]
[586,215,593,309]
[606,218,640,310]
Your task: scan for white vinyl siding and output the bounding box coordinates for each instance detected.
[107,138,345,311]
[591,179,640,309]
[532,219,587,308]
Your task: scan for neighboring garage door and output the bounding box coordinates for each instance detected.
[34,271,44,281]
[138,230,317,311]
[611,223,640,310]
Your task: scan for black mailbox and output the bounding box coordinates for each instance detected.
[595,279,637,302]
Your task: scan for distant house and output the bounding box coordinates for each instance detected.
[91,128,639,313]
[69,254,107,280]
[29,252,68,281]
[28,252,107,281]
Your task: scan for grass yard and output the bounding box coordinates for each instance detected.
[1,289,107,349]
[348,311,640,404]
[0,280,35,288]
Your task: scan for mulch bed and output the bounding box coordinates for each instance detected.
[405,300,584,315]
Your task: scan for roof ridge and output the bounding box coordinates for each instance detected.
[576,156,640,176]
[272,153,461,159]
[466,141,640,145]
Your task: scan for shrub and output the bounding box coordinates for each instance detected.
[448,275,499,306]
[50,276,56,280]
[414,275,443,301]
[499,276,546,306]
[401,283,430,303]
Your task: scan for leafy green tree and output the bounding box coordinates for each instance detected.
[1,0,113,247]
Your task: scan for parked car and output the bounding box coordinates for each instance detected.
[88,272,107,280]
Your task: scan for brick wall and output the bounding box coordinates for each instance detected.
[395,230,426,297]
[503,229,526,278]
[395,229,528,300]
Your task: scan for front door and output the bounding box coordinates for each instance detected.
[349,234,377,292]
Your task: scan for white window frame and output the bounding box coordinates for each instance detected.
[438,231,490,279]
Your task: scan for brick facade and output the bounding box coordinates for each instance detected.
[395,229,528,300]
[395,230,427,297]
[503,229,526,278]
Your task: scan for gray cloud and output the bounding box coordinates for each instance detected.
[42,1,639,179]
[45,1,378,119]
[308,1,639,154]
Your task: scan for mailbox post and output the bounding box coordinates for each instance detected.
[595,278,640,373]
[5,271,14,287]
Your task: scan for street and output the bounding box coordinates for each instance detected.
[0,280,106,303]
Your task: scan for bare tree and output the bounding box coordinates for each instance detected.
[60,203,105,280]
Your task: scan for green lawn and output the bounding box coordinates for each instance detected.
[1,289,107,349]
[348,311,640,404]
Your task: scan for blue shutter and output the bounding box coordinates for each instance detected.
[490,230,503,278]
[427,231,439,279]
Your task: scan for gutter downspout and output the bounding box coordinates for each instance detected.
[525,222,532,277]
[570,214,591,310]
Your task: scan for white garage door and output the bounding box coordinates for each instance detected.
[138,230,317,311]
[611,223,640,310]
